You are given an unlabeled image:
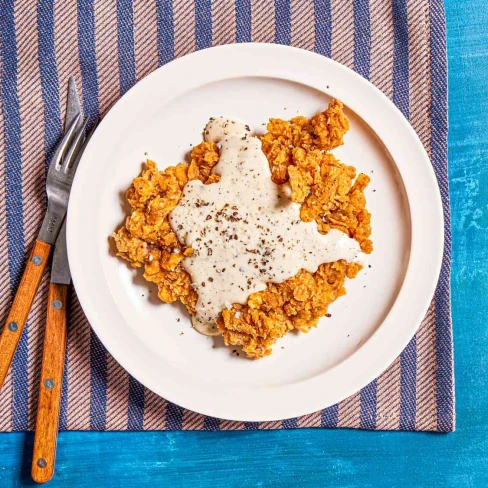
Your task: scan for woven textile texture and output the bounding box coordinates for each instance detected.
[0,0,453,432]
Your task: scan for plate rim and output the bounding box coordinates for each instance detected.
[67,43,444,421]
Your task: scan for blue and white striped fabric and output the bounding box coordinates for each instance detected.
[0,0,453,432]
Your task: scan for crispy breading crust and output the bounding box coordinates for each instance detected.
[113,99,372,359]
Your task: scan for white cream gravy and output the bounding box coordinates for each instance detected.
[169,117,364,335]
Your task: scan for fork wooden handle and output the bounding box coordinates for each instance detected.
[0,240,51,390]
[31,282,68,484]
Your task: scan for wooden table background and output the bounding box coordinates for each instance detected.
[1,0,488,486]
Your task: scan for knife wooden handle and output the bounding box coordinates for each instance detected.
[0,240,51,390]
[32,282,69,484]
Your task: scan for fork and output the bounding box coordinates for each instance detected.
[0,114,87,390]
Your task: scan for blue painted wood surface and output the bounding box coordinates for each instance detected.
[1,1,488,486]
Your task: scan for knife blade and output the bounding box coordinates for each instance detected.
[50,118,98,285]
[50,77,83,285]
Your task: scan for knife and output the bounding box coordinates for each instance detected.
[31,78,91,484]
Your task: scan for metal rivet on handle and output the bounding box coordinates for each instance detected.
[44,379,55,389]
[37,458,48,469]
[52,300,63,310]
[8,322,18,332]
[32,255,42,266]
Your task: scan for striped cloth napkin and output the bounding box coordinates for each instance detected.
[0,0,453,432]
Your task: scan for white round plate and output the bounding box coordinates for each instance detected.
[67,44,443,421]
